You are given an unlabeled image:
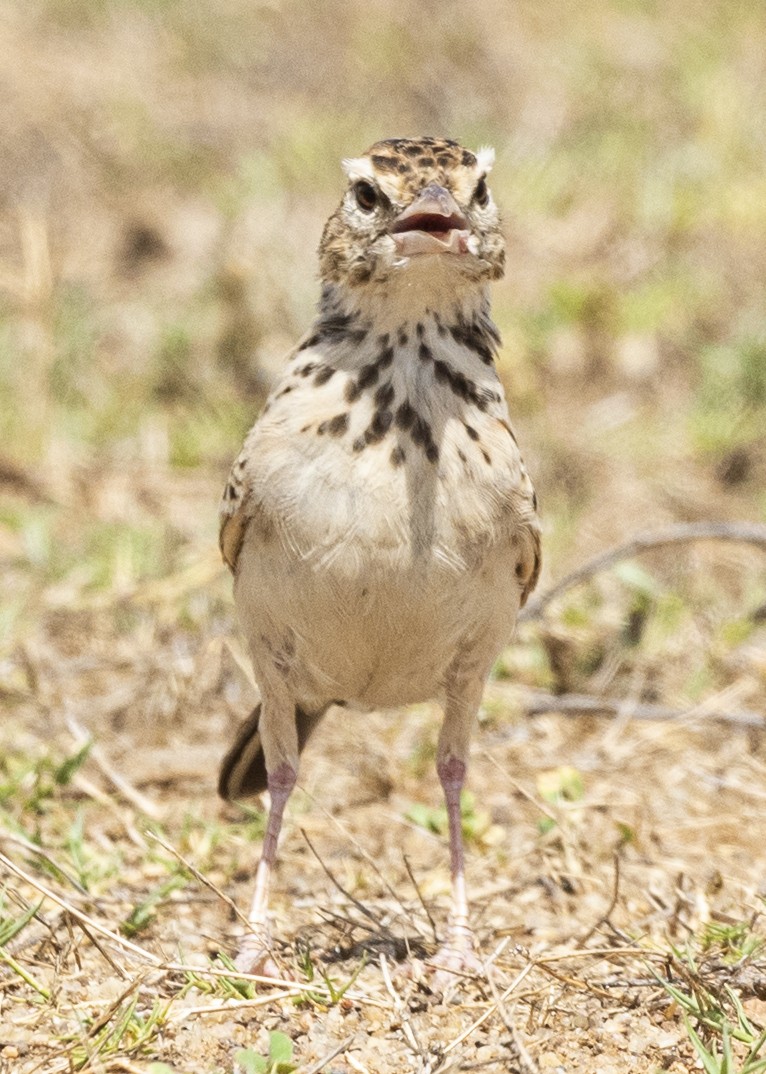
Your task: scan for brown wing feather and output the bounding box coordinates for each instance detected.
[219,508,250,573]
[219,446,251,573]
[519,524,542,608]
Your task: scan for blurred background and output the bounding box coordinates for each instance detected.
[2,0,765,772]
[2,7,766,1066]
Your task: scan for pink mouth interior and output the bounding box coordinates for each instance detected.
[390,211,467,238]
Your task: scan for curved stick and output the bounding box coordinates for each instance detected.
[520,522,766,622]
[518,689,764,729]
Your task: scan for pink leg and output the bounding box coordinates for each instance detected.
[438,756,473,946]
[433,754,481,983]
[235,761,296,975]
[430,668,489,987]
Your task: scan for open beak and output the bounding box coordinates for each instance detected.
[390,183,470,256]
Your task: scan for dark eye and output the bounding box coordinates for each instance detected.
[353,181,378,212]
[473,176,490,208]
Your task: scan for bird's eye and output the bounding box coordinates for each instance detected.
[473,176,490,208]
[353,181,378,213]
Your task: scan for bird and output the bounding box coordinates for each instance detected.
[218,136,541,983]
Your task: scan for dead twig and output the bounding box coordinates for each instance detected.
[0,850,163,966]
[167,992,299,1022]
[0,827,89,898]
[535,945,652,964]
[303,791,424,936]
[303,1035,358,1074]
[73,918,129,979]
[164,962,388,1008]
[346,1054,373,1074]
[517,690,764,729]
[440,959,535,1060]
[380,952,425,1061]
[481,753,557,821]
[535,959,615,1000]
[521,521,766,621]
[300,828,394,936]
[480,938,540,1073]
[402,854,439,943]
[145,829,251,930]
[66,716,163,820]
[577,851,622,947]
[485,976,539,1074]
[28,973,151,1074]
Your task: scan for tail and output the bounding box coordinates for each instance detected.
[218,703,327,800]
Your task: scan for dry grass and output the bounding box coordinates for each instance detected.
[2,1,766,1071]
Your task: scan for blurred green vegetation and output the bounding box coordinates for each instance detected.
[0,0,765,687]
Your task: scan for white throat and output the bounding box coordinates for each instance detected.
[321,263,491,339]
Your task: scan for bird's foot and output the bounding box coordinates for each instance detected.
[233,929,292,981]
[429,927,482,994]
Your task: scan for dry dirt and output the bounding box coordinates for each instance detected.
[2,1,766,1071]
[2,499,766,1072]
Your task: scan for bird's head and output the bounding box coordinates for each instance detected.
[318,137,505,292]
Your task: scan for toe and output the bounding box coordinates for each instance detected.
[429,936,483,994]
[234,936,291,980]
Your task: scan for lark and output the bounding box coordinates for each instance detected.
[218,137,541,983]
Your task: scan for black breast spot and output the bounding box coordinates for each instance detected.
[327,413,349,436]
[364,409,394,444]
[418,342,433,362]
[314,366,336,386]
[377,346,395,369]
[374,381,395,409]
[345,380,362,403]
[357,363,380,390]
[395,400,416,430]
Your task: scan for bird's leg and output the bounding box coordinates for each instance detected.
[431,672,485,986]
[235,760,296,974]
[234,686,298,978]
[437,754,474,953]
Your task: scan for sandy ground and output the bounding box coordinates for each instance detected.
[2,510,766,1073]
[2,3,766,1070]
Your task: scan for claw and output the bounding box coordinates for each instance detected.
[429,927,482,994]
[234,932,292,981]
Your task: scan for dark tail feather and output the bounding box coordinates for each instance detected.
[218,703,326,800]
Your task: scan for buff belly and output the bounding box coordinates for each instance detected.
[233,528,520,710]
